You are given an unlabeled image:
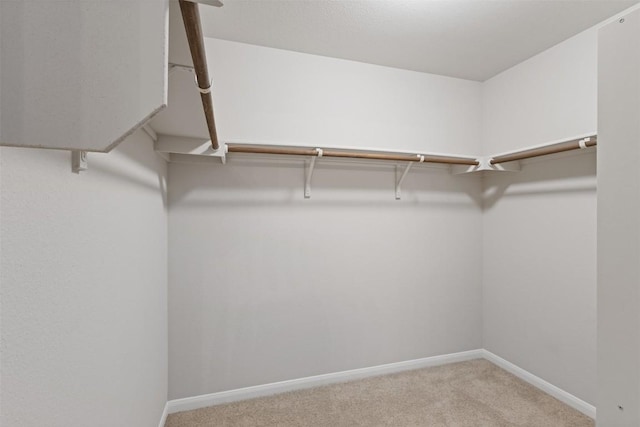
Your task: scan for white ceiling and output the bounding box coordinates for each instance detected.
[197,0,637,81]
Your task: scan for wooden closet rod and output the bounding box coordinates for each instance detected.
[227,144,480,166]
[179,0,220,150]
[490,135,597,164]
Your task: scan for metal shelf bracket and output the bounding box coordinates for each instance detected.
[395,155,422,199]
[451,156,520,174]
[71,150,88,174]
[304,148,323,199]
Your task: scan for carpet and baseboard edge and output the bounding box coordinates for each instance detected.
[158,402,169,427]
[482,350,596,419]
[162,349,595,422]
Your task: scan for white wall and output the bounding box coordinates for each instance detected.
[167,159,483,400]
[483,152,597,404]
[0,130,168,426]
[154,36,483,156]
[0,0,168,152]
[163,34,485,400]
[481,26,600,405]
[482,29,597,155]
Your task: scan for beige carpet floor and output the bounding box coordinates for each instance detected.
[165,359,594,427]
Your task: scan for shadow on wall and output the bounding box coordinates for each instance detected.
[482,151,597,210]
[168,157,484,209]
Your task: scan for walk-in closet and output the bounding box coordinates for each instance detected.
[2,1,640,426]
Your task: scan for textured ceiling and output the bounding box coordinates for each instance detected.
[197,0,637,81]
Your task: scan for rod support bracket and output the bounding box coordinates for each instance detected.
[194,74,213,94]
[304,148,322,199]
[395,155,420,199]
[451,156,521,174]
[578,137,592,149]
[71,150,88,174]
[212,143,228,164]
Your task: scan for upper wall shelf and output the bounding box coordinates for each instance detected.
[153,133,597,169]
[152,133,597,199]
[154,135,479,166]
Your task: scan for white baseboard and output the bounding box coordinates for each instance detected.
[165,349,595,420]
[482,350,596,419]
[167,349,483,414]
[158,402,168,427]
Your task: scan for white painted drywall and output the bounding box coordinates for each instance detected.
[482,152,597,404]
[482,28,598,155]
[0,130,168,426]
[0,0,168,152]
[195,0,638,81]
[167,159,483,400]
[153,33,483,155]
[481,23,603,405]
[597,9,640,426]
[162,17,486,400]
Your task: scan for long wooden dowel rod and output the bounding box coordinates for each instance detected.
[321,150,478,165]
[490,136,597,164]
[179,0,220,150]
[228,145,319,157]
[227,144,479,166]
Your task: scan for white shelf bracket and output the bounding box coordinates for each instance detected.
[217,145,228,165]
[141,124,158,142]
[451,156,520,174]
[395,155,422,200]
[304,148,322,199]
[71,150,88,174]
[169,63,195,76]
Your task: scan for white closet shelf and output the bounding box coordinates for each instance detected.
[152,132,597,198]
[153,135,478,167]
[153,133,596,168]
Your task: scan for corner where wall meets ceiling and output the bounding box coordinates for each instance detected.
[195,0,638,81]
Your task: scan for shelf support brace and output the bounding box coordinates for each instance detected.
[71,150,88,174]
[396,155,422,199]
[451,156,521,174]
[304,148,322,199]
